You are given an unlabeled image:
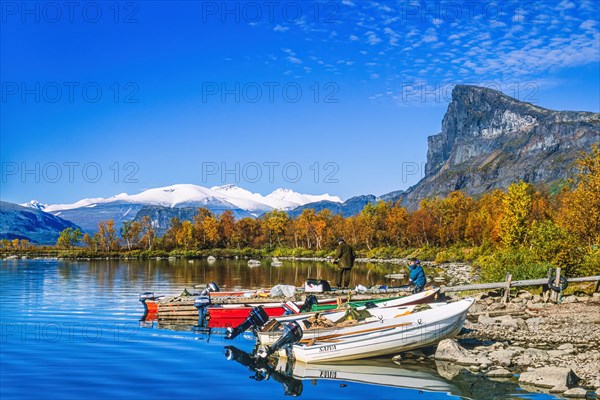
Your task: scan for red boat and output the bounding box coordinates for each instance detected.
[207,303,292,328]
[139,283,271,322]
[204,297,338,329]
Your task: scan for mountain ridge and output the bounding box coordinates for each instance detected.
[21,184,342,233]
[386,84,600,209]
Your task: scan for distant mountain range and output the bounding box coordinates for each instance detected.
[13,185,341,237]
[4,85,599,244]
[0,201,81,244]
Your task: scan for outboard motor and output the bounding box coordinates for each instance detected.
[299,294,318,313]
[193,295,211,309]
[225,306,270,340]
[200,281,220,296]
[139,291,156,301]
[139,292,161,320]
[194,295,212,326]
[225,346,303,396]
[258,321,303,358]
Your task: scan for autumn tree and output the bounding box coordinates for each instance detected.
[465,190,504,245]
[96,220,119,251]
[233,217,262,248]
[313,209,332,250]
[437,191,473,246]
[201,215,220,247]
[558,145,600,247]
[56,228,82,249]
[263,210,289,248]
[356,203,378,250]
[139,216,156,251]
[500,181,534,247]
[218,210,236,247]
[82,233,96,251]
[296,209,316,248]
[176,220,195,250]
[407,199,437,247]
[385,201,409,247]
[162,217,182,250]
[121,221,141,250]
[193,207,213,246]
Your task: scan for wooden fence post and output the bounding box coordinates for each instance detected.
[543,267,552,295]
[550,267,561,303]
[503,273,512,303]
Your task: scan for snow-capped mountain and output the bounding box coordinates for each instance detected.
[22,184,342,232]
[20,200,48,211]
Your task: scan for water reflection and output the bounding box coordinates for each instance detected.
[58,258,402,292]
[223,346,540,400]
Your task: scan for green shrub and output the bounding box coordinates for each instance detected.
[579,248,600,277]
[410,246,439,261]
[476,247,551,282]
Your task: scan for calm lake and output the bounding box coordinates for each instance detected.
[0,259,557,400]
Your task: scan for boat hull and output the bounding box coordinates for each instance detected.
[207,305,288,328]
[284,298,474,363]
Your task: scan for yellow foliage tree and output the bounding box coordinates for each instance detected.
[500,181,533,247]
[558,144,600,247]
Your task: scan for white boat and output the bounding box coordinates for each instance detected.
[277,298,474,363]
[258,303,446,345]
[265,287,440,325]
[288,359,456,393]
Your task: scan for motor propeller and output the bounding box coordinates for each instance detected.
[257,321,303,359]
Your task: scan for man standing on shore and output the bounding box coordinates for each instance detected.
[333,237,356,289]
[408,258,427,293]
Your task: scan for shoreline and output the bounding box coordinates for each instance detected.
[0,252,463,266]
[442,289,600,397]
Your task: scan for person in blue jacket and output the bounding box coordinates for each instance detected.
[408,258,426,293]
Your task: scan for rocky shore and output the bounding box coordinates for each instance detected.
[434,290,600,398]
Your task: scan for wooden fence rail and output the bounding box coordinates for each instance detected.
[440,274,600,293]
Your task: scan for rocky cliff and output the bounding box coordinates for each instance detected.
[396,85,600,209]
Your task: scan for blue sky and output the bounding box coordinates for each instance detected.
[1,0,599,204]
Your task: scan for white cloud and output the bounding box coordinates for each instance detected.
[366,32,382,45]
[273,25,289,32]
[558,0,576,10]
[580,19,598,32]
[423,28,438,43]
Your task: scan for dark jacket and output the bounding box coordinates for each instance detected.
[409,264,426,286]
[335,242,355,269]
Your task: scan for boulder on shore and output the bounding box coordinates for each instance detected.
[435,339,469,361]
[518,367,580,390]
